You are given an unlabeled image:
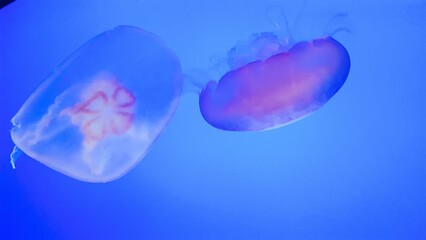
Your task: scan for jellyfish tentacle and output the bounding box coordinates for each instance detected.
[323,13,352,37]
[10,145,22,169]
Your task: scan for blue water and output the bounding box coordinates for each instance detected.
[1,0,425,239]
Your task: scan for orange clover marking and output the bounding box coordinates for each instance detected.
[69,79,136,141]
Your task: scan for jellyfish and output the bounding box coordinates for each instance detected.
[198,12,351,131]
[10,26,182,182]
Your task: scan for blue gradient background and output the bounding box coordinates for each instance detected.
[1,0,425,239]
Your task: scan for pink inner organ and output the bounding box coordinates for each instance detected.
[67,78,136,141]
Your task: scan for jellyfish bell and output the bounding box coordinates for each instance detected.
[199,13,351,131]
[10,26,183,182]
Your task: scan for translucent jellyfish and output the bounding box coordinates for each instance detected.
[198,15,351,131]
[10,26,182,182]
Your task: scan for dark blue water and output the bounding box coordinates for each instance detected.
[1,0,425,239]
